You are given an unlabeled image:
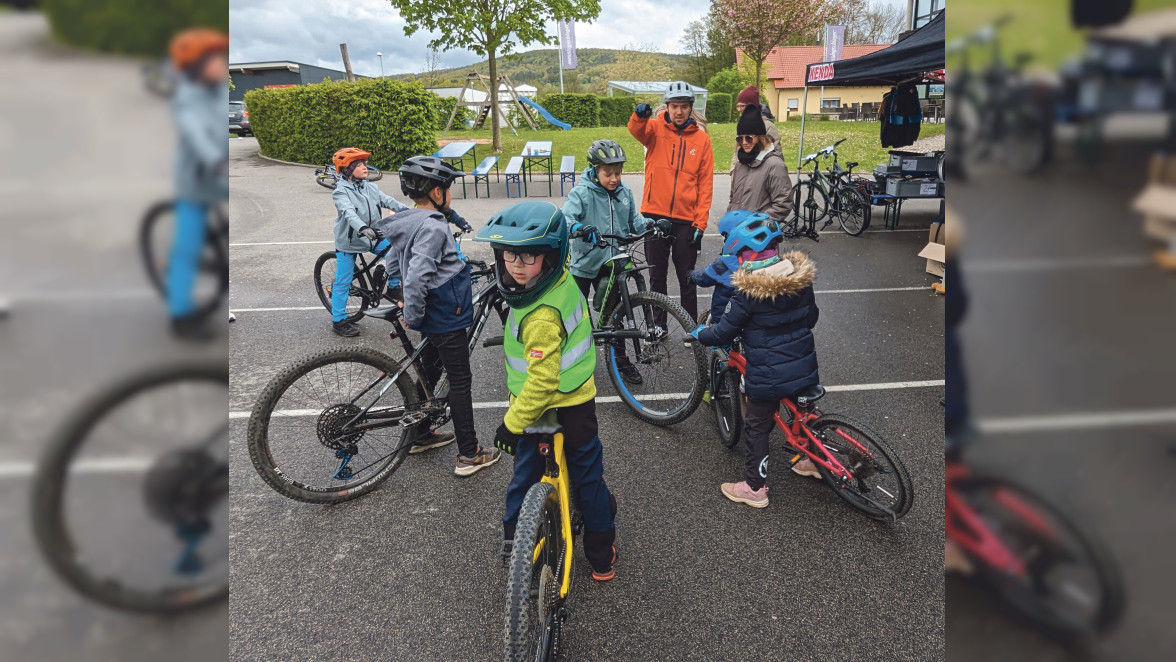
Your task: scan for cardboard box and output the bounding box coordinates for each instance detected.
[1134,184,1176,242]
[929,221,944,245]
[918,241,946,277]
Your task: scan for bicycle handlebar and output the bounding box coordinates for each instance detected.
[570,226,660,249]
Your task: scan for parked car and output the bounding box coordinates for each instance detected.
[229,101,251,136]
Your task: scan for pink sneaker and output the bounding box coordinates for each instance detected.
[721,481,769,508]
[791,457,821,479]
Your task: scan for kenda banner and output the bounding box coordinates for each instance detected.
[559,20,578,70]
[808,63,836,83]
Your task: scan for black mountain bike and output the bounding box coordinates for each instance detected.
[248,258,506,504]
[30,362,228,612]
[314,150,384,190]
[791,138,872,237]
[139,201,230,319]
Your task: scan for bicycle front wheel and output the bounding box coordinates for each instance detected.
[809,413,913,521]
[954,473,1125,637]
[364,166,384,182]
[604,291,706,426]
[139,201,229,319]
[711,358,743,449]
[792,179,829,227]
[247,346,420,504]
[315,170,338,189]
[313,251,370,323]
[833,186,871,236]
[505,481,565,662]
[30,363,228,613]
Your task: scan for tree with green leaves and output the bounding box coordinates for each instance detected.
[387,0,602,152]
[712,0,841,91]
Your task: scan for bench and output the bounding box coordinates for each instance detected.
[504,156,526,198]
[471,156,499,198]
[558,155,577,196]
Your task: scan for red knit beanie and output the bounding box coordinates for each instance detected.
[736,86,760,106]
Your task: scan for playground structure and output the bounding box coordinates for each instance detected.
[443,71,570,134]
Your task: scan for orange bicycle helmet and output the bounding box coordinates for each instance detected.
[170,28,229,69]
[333,148,371,170]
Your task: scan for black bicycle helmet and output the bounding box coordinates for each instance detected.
[587,139,626,166]
[398,156,464,199]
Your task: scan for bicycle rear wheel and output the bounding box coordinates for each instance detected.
[315,167,338,189]
[792,179,829,227]
[365,166,383,182]
[954,473,1125,637]
[711,358,743,449]
[313,251,370,324]
[604,291,706,426]
[505,481,565,662]
[246,346,420,504]
[833,186,871,236]
[30,363,228,613]
[808,413,913,521]
[139,201,229,319]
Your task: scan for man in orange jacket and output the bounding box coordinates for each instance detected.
[628,81,714,324]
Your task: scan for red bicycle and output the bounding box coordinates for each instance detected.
[946,458,1124,638]
[711,345,913,522]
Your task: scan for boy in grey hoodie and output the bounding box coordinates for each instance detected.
[375,156,502,477]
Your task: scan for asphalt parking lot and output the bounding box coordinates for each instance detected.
[228,136,946,660]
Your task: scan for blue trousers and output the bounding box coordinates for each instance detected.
[331,240,390,322]
[167,200,208,318]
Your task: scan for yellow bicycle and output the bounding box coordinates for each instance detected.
[504,411,581,661]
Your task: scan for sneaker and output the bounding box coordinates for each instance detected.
[410,430,455,454]
[618,363,643,386]
[500,538,514,568]
[721,481,769,508]
[332,320,360,337]
[945,539,974,575]
[791,457,821,479]
[591,546,618,582]
[455,446,502,477]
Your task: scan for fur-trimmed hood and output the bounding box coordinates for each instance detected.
[730,251,815,300]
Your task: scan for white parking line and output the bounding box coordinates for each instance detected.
[227,379,944,419]
[0,457,153,478]
[978,407,1176,434]
[229,286,933,314]
[230,241,334,247]
[230,230,930,248]
[965,255,1151,274]
[6,288,156,303]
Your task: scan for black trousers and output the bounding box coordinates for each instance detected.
[743,398,779,491]
[419,328,478,457]
[644,218,699,325]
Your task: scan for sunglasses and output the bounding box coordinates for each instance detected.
[735,135,758,145]
[502,250,539,266]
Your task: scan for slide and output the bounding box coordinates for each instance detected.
[519,97,572,131]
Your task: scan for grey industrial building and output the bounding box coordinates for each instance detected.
[229,61,366,102]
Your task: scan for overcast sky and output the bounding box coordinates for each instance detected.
[229,0,908,77]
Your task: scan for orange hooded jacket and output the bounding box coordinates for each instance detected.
[628,110,715,231]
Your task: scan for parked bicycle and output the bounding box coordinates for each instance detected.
[947,14,1054,176]
[139,201,229,319]
[791,138,872,238]
[315,149,384,190]
[693,340,913,521]
[249,256,504,503]
[30,362,229,612]
[503,412,584,661]
[946,456,1124,638]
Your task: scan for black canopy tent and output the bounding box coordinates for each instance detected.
[796,9,945,167]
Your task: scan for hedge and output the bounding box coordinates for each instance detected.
[432,95,472,131]
[539,94,600,128]
[598,95,636,127]
[244,79,438,171]
[42,0,228,56]
[706,93,733,124]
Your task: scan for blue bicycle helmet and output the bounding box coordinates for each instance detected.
[473,201,568,307]
[717,210,769,241]
[724,214,783,256]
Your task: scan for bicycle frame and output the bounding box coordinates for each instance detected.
[945,460,1061,578]
[533,429,575,599]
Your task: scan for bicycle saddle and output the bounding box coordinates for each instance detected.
[793,384,826,406]
[362,306,400,322]
[524,410,562,436]
[846,161,858,169]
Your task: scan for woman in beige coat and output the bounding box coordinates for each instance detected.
[728,105,792,222]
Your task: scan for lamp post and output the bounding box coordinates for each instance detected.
[377,52,383,78]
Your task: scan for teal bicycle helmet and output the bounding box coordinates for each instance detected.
[473,201,569,307]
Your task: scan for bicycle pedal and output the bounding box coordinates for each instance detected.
[399,412,428,427]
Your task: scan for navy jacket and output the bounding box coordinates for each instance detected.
[696,252,820,401]
[690,254,741,323]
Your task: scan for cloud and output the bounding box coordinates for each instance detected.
[229,0,714,76]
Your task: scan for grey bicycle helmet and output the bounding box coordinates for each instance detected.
[587,139,626,166]
[398,155,464,198]
[664,81,696,104]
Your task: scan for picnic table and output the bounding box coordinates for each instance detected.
[434,141,477,198]
[521,141,553,197]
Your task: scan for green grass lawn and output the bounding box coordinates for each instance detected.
[949,0,1174,71]
[437,120,943,174]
